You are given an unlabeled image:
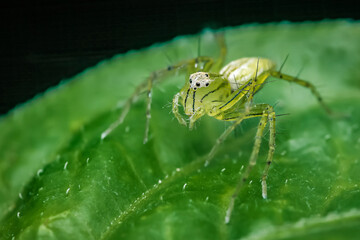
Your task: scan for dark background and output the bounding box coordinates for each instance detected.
[0,0,359,115]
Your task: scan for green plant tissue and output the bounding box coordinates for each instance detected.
[1,20,360,240]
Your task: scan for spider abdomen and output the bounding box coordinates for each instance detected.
[220,58,276,91]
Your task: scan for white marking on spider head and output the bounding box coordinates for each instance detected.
[189,72,212,90]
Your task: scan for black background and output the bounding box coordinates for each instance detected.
[0,0,359,115]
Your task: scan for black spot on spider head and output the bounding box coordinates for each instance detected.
[189,78,192,83]
[205,73,209,77]
[205,82,209,87]
[196,82,200,87]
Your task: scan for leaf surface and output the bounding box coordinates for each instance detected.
[1,20,360,240]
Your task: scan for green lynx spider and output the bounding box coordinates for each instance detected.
[101,33,331,223]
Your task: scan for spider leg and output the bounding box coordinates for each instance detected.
[204,104,276,223]
[270,70,332,114]
[244,58,260,112]
[224,104,275,224]
[189,108,205,129]
[172,92,187,126]
[204,112,247,167]
[210,31,227,72]
[101,60,198,141]
[261,106,276,200]
[101,81,147,140]
[144,72,155,144]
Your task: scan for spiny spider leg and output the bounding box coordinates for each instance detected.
[204,113,248,167]
[172,92,187,126]
[101,81,147,140]
[219,104,275,224]
[270,71,333,114]
[245,58,260,112]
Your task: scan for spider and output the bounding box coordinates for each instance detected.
[101,32,332,223]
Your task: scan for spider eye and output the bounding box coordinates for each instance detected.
[205,82,209,87]
[196,82,200,87]
[205,73,209,77]
[189,79,192,83]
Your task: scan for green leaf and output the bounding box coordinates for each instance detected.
[1,20,360,240]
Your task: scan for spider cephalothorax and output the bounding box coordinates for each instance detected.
[183,72,230,117]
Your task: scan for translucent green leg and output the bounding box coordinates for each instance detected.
[210,32,227,72]
[261,108,276,199]
[172,93,187,126]
[204,113,247,167]
[225,105,275,223]
[144,72,154,144]
[101,81,147,140]
[204,104,276,223]
[270,70,332,114]
[102,62,181,140]
[189,108,206,129]
[244,58,260,112]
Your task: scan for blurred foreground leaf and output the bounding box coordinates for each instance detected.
[1,20,360,240]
